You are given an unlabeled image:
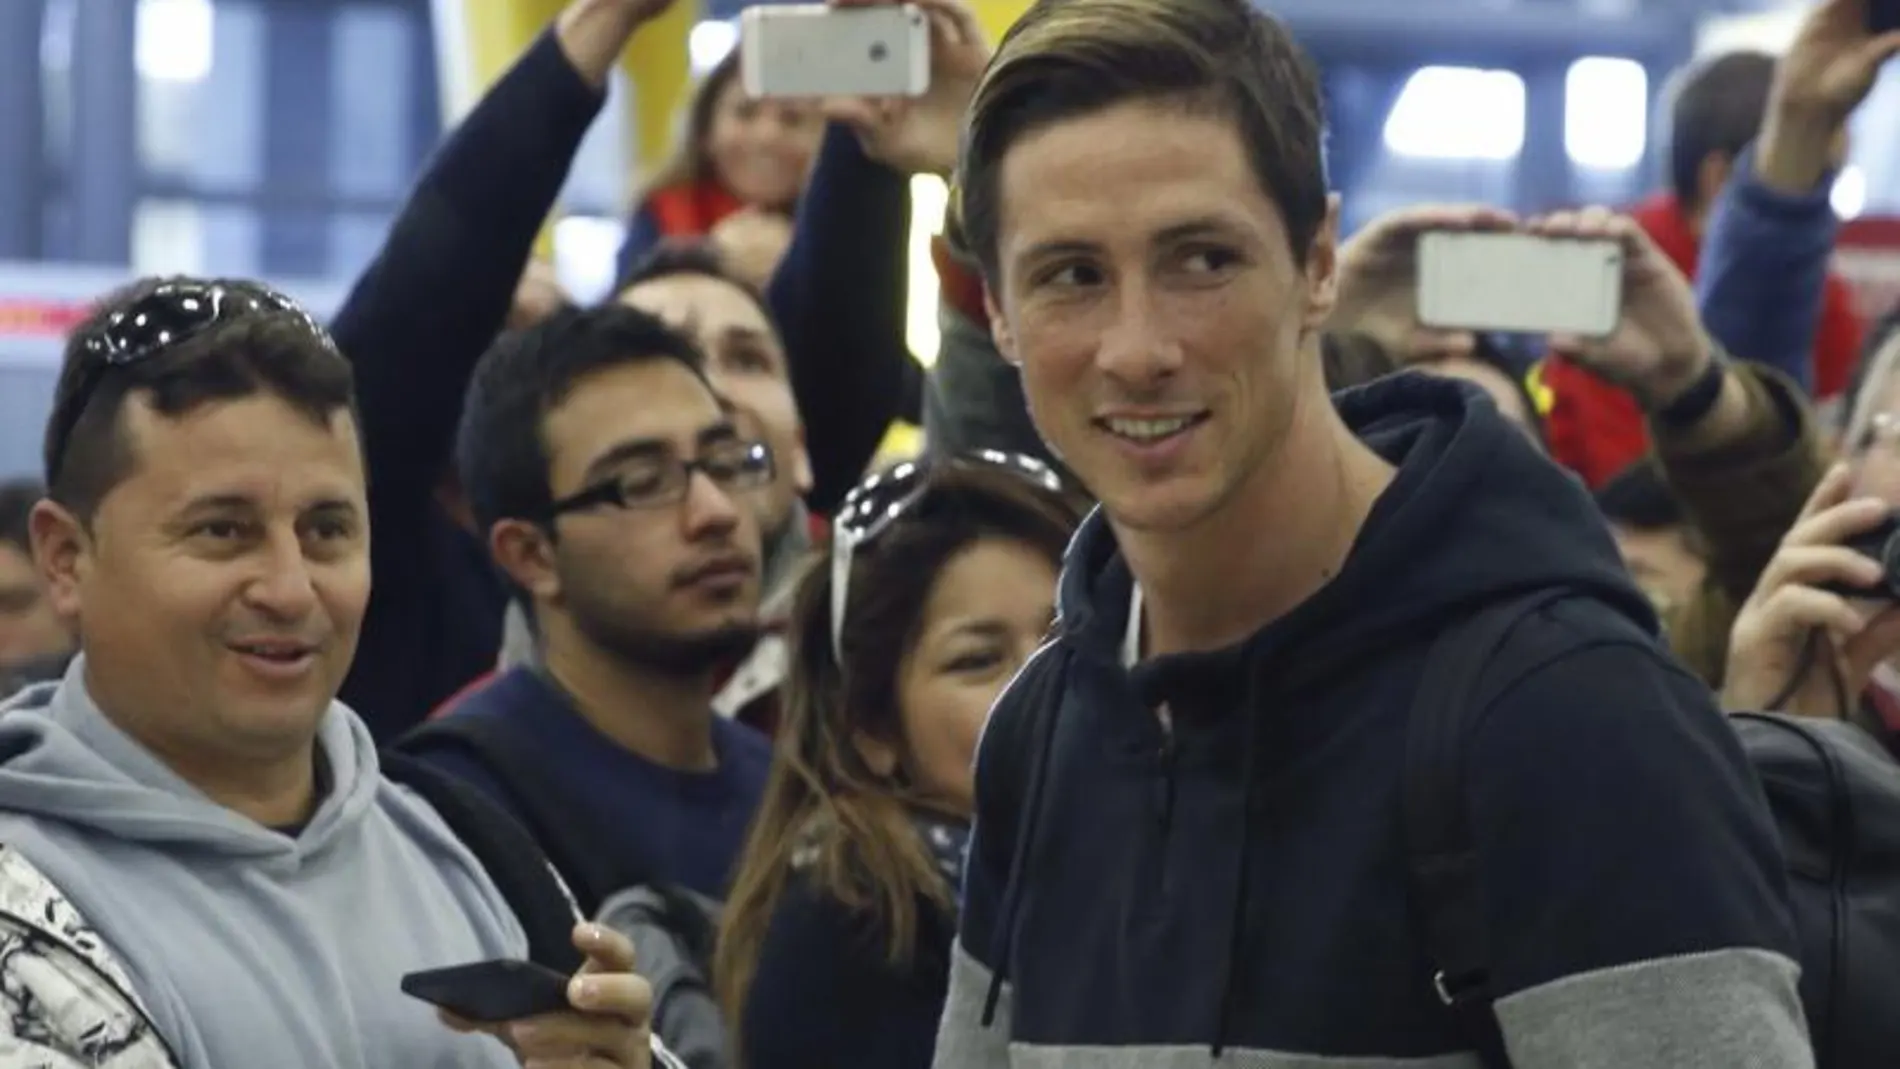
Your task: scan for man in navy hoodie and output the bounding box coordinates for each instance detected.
[931,0,1810,1065]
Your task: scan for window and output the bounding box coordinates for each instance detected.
[907,175,949,365]
[1564,57,1647,170]
[1833,165,1867,219]
[136,0,213,83]
[691,20,737,76]
[331,5,413,200]
[137,0,263,189]
[133,198,264,276]
[1383,67,1525,161]
[554,215,626,304]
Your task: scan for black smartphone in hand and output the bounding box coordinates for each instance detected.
[401,959,573,1023]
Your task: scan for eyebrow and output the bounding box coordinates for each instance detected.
[938,618,1013,643]
[173,493,359,521]
[718,324,776,347]
[580,421,741,481]
[1016,215,1243,267]
[176,494,256,516]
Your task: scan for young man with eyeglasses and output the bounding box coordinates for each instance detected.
[397,304,775,918]
[0,277,667,1068]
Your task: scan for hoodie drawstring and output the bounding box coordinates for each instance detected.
[981,647,1070,1027]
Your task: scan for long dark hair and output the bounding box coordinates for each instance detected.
[636,53,742,203]
[714,464,1084,1047]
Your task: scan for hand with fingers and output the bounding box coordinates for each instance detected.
[1756,0,1900,195]
[710,207,795,292]
[1523,206,1713,410]
[1723,463,1900,720]
[1774,0,1900,127]
[443,923,656,1069]
[1326,203,1517,364]
[820,0,991,176]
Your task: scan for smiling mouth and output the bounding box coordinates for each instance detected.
[1096,413,1209,443]
[228,642,316,664]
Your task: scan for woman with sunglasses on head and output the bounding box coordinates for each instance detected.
[713,454,1084,1068]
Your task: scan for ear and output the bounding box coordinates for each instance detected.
[982,282,1020,367]
[789,424,815,496]
[1300,193,1343,333]
[489,519,563,604]
[29,500,88,621]
[852,728,900,779]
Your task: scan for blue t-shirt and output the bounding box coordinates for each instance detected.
[413,667,771,901]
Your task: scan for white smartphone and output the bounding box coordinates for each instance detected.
[739,4,932,99]
[1416,231,1624,337]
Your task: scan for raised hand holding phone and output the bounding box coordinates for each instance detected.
[1723,464,1900,719]
[1523,207,1713,412]
[820,0,993,177]
[1327,202,1518,362]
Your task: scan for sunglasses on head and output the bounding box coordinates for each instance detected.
[828,449,1065,663]
[49,281,334,481]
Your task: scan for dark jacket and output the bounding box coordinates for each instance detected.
[1656,364,1829,688]
[935,374,1806,1068]
[334,31,604,740]
[740,815,968,1069]
[394,667,770,912]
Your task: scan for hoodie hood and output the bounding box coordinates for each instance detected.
[980,373,1656,1054]
[0,654,383,861]
[1056,372,1653,699]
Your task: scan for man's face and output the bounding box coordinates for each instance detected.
[984,100,1338,533]
[0,541,70,671]
[530,360,766,675]
[36,394,369,760]
[619,274,809,539]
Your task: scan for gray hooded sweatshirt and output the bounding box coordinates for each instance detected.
[0,656,529,1068]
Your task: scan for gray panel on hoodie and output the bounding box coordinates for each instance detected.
[0,657,529,1068]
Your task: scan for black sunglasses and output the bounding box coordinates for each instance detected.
[48,281,334,481]
[829,449,1065,662]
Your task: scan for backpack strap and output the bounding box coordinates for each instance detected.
[1404,590,1577,1068]
[381,750,586,974]
[395,711,656,917]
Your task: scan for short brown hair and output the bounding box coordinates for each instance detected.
[46,276,355,523]
[955,0,1329,280]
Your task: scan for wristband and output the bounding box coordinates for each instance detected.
[1653,360,1727,429]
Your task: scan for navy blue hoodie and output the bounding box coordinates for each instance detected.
[933,375,1809,1068]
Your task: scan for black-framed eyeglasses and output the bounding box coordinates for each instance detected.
[544,439,775,519]
[48,281,334,481]
[829,449,1065,661]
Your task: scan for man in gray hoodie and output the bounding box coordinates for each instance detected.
[0,276,668,1068]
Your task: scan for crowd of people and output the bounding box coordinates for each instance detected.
[0,0,1896,1064]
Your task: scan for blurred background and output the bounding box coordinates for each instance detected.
[1,0,1898,476]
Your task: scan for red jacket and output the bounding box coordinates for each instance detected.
[1543,193,1864,488]
[643,180,746,239]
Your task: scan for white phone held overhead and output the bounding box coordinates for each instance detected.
[1416,231,1624,338]
[739,4,932,99]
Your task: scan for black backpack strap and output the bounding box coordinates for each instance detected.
[382,749,586,974]
[1405,590,1576,1067]
[395,713,652,917]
